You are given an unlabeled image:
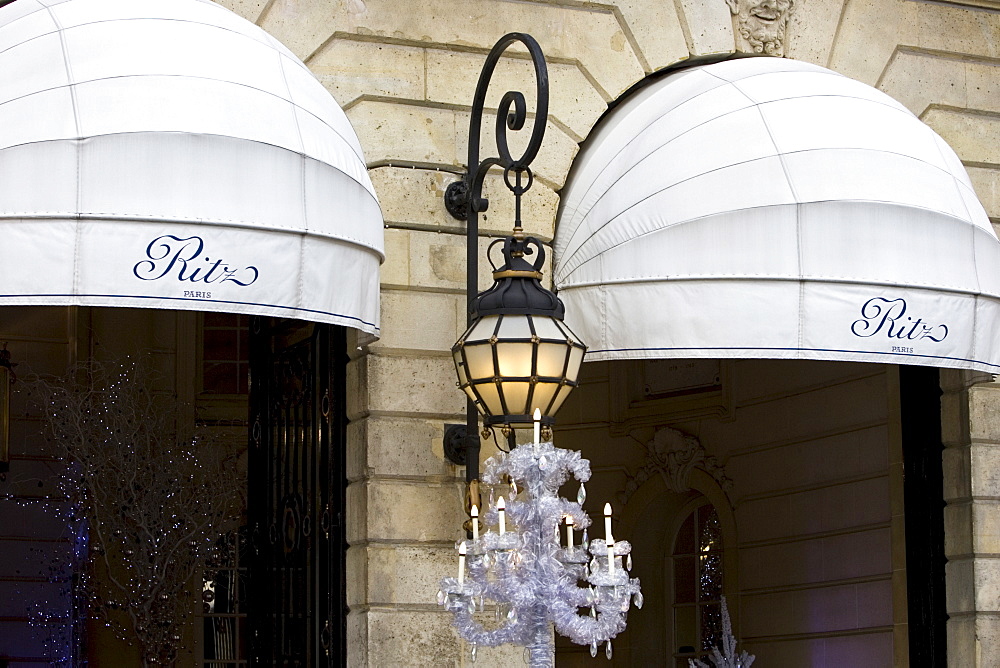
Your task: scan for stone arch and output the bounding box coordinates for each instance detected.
[611,427,739,665]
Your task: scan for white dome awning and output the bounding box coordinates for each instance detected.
[0,0,383,334]
[555,57,1000,372]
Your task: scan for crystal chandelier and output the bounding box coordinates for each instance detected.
[438,417,642,666]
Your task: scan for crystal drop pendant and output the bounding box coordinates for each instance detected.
[582,528,589,547]
[507,606,518,624]
[489,487,495,508]
[467,599,476,614]
[606,640,613,660]
[590,642,597,658]
[577,483,586,504]
[590,605,596,618]
[511,480,518,498]
[626,553,632,571]
[634,591,644,609]
[471,644,477,663]
[436,590,445,605]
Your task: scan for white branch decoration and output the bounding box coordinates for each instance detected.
[689,597,755,668]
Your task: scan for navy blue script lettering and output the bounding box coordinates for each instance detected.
[850,297,947,343]
[133,235,258,287]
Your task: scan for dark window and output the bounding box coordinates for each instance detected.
[202,313,249,395]
[672,503,724,668]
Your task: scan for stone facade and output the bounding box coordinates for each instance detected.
[208,0,1000,664]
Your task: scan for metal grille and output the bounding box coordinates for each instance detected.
[202,551,248,667]
[247,320,347,667]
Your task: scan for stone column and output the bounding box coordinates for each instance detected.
[942,369,1000,667]
[343,223,525,665]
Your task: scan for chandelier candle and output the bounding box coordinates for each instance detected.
[566,515,574,550]
[533,408,541,446]
[458,541,467,585]
[471,505,480,541]
[498,496,506,535]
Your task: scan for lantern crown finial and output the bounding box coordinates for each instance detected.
[472,236,564,320]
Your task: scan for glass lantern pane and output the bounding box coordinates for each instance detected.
[535,341,568,378]
[453,350,469,386]
[495,342,534,378]
[529,382,559,416]
[474,381,503,416]
[500,381,531,416]
[531,316,563,339]
[464,343,496,382]
[547,383,574,416]
[565,345,585,383]
[467,316,500,343]
[496,314,533,339]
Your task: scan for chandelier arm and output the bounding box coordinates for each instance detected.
[450,608,526,647]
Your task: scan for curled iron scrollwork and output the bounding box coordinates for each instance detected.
[445,32,549,221]
[444,32,552,490]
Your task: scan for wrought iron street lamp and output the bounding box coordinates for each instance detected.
[444,32,586,482]
[439,39,642,668]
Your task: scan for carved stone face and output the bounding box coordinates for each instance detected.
[725,0,794,56]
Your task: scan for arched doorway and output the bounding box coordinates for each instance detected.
[554,357,906,665]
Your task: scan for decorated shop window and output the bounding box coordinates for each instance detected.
[672,503,724,667]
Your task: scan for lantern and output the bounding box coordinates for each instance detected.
[452,235,585,433]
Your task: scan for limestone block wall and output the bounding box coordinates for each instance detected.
[941,370,1000,668]
[213,0,1000,665]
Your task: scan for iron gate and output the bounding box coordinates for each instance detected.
[247,319,348,666]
